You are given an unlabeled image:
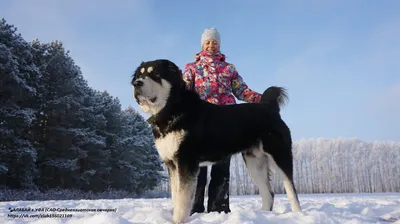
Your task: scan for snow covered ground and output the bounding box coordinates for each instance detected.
[1,193,399,224]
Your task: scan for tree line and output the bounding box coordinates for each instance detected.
[154,138,400,195]
[0,18,164,195]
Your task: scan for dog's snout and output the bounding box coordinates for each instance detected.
[133,80,143,87]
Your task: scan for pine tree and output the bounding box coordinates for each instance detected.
[1,19,164,195]
[30,40,93,190]
[0,18,40,189]
[111,106,163,194]
[75,89,116,192]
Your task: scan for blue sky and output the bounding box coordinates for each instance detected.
[1,0,399,142]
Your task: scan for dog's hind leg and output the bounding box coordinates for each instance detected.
[267,153,301,212]
[172,159,199,224]
[262,120,302,212]
[265,147,301,212]
[242,145,274,211]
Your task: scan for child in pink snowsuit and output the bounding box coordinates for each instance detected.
[182,27,262,214]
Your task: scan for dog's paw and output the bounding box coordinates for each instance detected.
[173,212,189,224]
[173,217,188,224]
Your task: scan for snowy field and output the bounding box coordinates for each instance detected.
[1,193,399,224]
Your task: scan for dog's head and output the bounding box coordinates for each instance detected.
[131,59,185,115]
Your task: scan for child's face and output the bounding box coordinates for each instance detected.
[202,40,219,54]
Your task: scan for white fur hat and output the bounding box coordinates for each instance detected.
[201,27,221,47]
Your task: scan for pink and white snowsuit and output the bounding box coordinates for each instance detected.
[182,50,261,105]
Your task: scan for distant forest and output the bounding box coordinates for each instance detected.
[155,137,400,196]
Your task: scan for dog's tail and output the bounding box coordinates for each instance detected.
[260,86,289,112]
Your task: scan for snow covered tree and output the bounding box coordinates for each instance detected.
[75,90,119,192]
[225,138,400,195]
[0,19,164,195]
[111,106,163,194]
[30,40,95,190]
[0,18,39,189]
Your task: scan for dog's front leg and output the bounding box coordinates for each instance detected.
[172,160,198,224]
[166,161,178,211]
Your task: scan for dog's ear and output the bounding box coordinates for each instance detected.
[166,60,187,89]
[167,62,178,73]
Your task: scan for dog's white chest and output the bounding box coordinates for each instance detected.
[155,131,185,161]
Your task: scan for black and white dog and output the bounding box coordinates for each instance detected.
[131,59,301,223]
